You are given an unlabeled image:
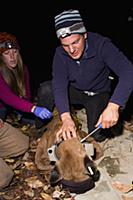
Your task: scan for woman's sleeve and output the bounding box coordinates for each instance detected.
[0,73,33,112]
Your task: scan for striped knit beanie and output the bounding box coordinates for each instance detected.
[0,32,20,54]
[55,9,87,38]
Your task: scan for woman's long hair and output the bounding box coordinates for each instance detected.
[0,52,26,98]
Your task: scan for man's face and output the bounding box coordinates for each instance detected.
[60,33,87,60]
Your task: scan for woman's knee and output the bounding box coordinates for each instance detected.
[19,134,29,154]
[13,131,29,156]
[0,123,29,158]
[0,158,14,190]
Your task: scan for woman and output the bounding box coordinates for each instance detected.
[0,32,52,122]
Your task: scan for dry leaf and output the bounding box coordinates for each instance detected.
[24,161,36,170]
[52,190,66,198]
[22,152,29,160]
[122,195,133,200]
[14,170,21,175]
[25,176,44,188]
[43,184,51,191]
[40,192,52,200]
[112,181,132,193]
[21,124,30,131]
[12,160,22,169]
[24,189,34,197]
[5,158,15,163]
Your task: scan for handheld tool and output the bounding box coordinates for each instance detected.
[80,124,102,143]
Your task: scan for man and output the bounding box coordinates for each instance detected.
[0,119,29,190]
[36,9,133,142]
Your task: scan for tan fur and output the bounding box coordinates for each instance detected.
[35,114,103,182]
[56,138,88,181]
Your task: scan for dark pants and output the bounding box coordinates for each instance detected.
[36,81,124,141]
[0,107,7,120]
[0,106,35,125]
[35,81,112,134]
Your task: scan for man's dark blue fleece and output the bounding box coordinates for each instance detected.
[52,32,133,115]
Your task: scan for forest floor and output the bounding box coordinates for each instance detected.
[0,109,133,200]
[0,118,74,200]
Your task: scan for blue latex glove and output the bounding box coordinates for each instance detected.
[33,106,52,120]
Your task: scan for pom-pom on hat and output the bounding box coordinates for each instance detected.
[55,9,87,38]
[0,32,20,54]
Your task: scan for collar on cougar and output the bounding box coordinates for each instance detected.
[60,177,95,194]
[50,166,95,194]
[47,142,61,164]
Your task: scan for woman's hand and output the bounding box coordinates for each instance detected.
[56,112,77,142]
[32,106,53,119]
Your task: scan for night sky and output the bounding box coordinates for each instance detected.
[1,1,133,96]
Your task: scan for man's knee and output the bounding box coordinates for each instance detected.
[0,158,14,190]
[38,80,52,98]
[37,80,54,111]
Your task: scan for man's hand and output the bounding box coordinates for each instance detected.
[0,119,4,128]
[56,112,77,142]
[96,102,120,129]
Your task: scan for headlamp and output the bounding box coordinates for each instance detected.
[56,22,86,38]
[0,41,18,50]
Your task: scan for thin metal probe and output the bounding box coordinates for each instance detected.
[80,124,102,143]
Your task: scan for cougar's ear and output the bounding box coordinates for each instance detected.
[49,166,62,187]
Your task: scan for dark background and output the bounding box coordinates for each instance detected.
[1,1,133,97]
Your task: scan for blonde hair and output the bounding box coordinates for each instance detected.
[0,51,26,97]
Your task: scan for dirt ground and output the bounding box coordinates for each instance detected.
[77,109,133,200]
